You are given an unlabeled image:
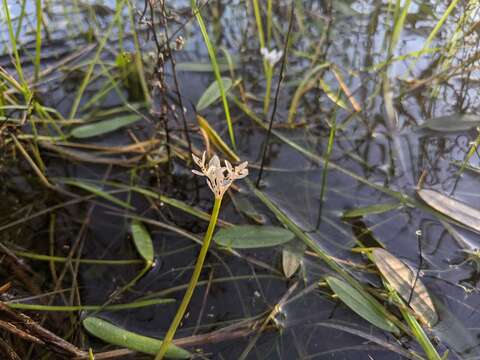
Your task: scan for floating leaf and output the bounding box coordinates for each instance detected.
[63,180,134,210]
[282,248,302,278]
[196,77,233,111]
[342,202,401,218]
[326,276,399,333]
[70,114,142,138]
[131,220,154,264]
[82,317,191,359]
[418,189,480,233]
[214,225,294,249]
[371,248,438,327]
[419,114,480,132]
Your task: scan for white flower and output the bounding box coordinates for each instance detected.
[192,151,248,198]
[260,47,283,67]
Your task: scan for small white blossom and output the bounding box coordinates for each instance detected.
[260,47,283,67]
[192,151,248,198]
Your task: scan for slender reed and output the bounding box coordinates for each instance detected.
[191,0,236,149]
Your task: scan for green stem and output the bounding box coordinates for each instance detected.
[155,196,223,360]
[264,65,272,114]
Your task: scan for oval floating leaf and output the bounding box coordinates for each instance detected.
[419,114,480,132]
[197,77,233,111]
[282,248,302,278]
[342,202,401,218]
[83,317,190,359]
[371,248,438,327]
[418,189,480,233]
[131,220,154,264]
[70,114,142,138]
[326,276,399,334]
[214,225,294,249]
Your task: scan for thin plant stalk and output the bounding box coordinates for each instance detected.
[252,0,265,49]
[267,0,272,43]
[191,0,236,149]
[155,197,223,360]
[251,0,270,112]
[315,115,336,229]
[34,0,42,83]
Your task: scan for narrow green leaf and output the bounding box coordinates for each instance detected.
[82,317,191,359]
[342,202,401,218]
[63,180,134,210]
[326,276,399,334]
[371,248,438,327]
[214,225,294,249]
[419,114,480,132]
[197,77,233,111]
[70,114,142,138]
[7,298,174,311]
[131,220,154,264]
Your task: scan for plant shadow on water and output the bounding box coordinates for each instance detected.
[1,0,480,359]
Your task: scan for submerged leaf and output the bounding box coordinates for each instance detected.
[326,276,399,334]
[282,248,302,278]
[419,114,480,132]
[197,77,233,111]
[82,317,191,358]
[63,180,134,210]
[214,225,294,249]
[342,202,401,218]
[70,114,142,138]
[371,248,438,327]
[319,79,349,110]
[418,189,480,233]
[131,220,154,264]
[231,193,266,224]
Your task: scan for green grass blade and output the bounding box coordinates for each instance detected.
[191,0,236,149]
[7,298,174,312]
[62,179,135,210]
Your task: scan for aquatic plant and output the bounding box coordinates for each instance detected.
[155,151,248,359]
